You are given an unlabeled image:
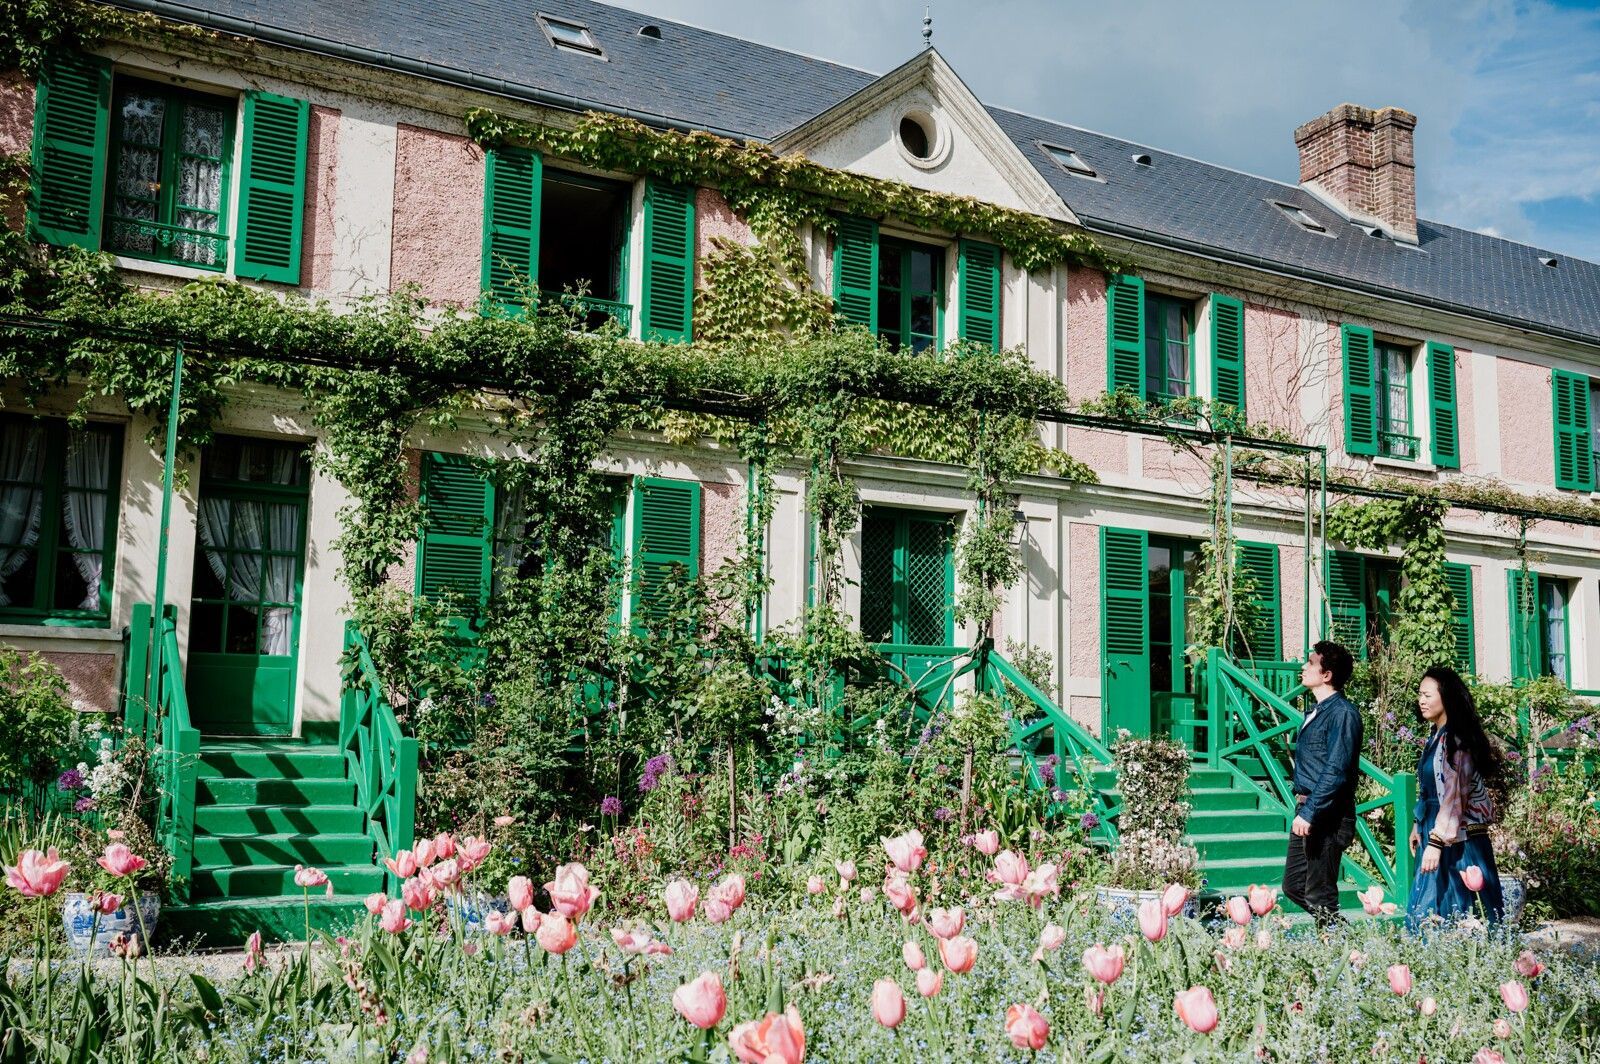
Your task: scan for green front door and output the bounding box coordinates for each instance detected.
[1149,537,1203,749]
[186,436,310,735]
[1101,529,1203,741]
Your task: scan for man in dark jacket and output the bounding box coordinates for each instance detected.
[1282,640,1363,927]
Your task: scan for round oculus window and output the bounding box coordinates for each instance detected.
[898,115,932,160]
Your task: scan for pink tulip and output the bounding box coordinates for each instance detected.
[97,843,148,879]
[835,860,857,882]
[379,899,411,934]
[95,891,124,915]
[991,850,1029,886]
[535,912,577,954]
[1494,1018,1513,1039]
[1247,884,1277,917]
[1349,949,1367,969]
[293,865,329,889]
[484,910,516,935]
[428,859,462,891]
[1388,964,1412,996]
[545,863,600,921]
[612,926,669,956]
[493,814,516,828]
[883,876,917,915]
[1174,985,1219,1034]
[1161,882,1190,916]
[1357,885,1384,915]
[1138,898,1168,942]
[1499,980,1529,1013]
[915,967,942,997]
[882,830,927,874]
[902,941,926,971]
[1225,895,1252,926]
[859,886,875,905]
[806,875,825,896]
[1462,865,1486,893]
[1017,863,1061,908]
[926,906,964,939]
[1005,1003,1050,1051]
[1082,943,1125,984]
[1220,926,1247,950]
[106,830,125,840]
[831,897,846,920]
[1420,996,1438,1016]
[1213,950,1233,973]
[703,896,735,924]
[243,930,264,972]
[1039,924,1067,953]
[1475,1049,1507,1064]
[673,972,727,1029]
[432,833,457,860]
[871,977,906,1029]
[363,892,388,915]
[1514,950,1544,979]
[508,875,534,912]
[973,830,1000,856]
[938,935,977,974]
[1254,929,1272,951]
[521,907,542,934]
[458,836,491,873]
[414,839,436,867]
[728,1006,805,1064]
[714,873,747,911]
[665,879,699,922]
[402,876,436,912]
[1085,986,1105,1015]
[385,850,418,878]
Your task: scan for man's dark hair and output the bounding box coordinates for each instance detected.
[1310,640,1354,691]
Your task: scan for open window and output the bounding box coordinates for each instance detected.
[539,170,632,330]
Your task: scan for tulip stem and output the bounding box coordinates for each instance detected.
[40,896,53,1061]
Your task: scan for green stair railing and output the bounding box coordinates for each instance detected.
[1201,647,1416,896]
[341,622,419,891]
[125,603,201,902]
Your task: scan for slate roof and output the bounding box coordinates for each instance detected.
[117,0,1600,347]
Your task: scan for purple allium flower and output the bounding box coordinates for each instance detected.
[933,807,954,822]
[600,795,623,816]
[1080,812,1100,830]
[57,768,85,791]
[1051,788,1069,803]
[638,752,674,793]
[73,796,95,812]
[479,692,496,708]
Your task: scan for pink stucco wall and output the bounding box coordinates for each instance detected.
[391,124,485,307]
[1069,695,1100,738]
[0,71,34,232]
[1064,266,1107,401]
[1454,347,1478,473]
[694,187,753,290]
[1066,428,1127,475]
[300,105,339,292]
[1244,302,1307,438]
[1498,359,1555,486]
[701,479,745,575]
[41,651,120,715]
[1279,544,1306,656]
[1140,439,1209,483]
[1068,521,1100,685]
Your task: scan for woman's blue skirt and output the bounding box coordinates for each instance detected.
[1405,798,1505,931]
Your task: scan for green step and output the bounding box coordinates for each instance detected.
[195,804,366,836]
[1186,787,1261,812]
[197,777,355,806]
[162,895,371,945]
[1187,831,1296,861]
[192,863,387,899]
[197,746,346,780]
[1186,808,1288,834]
[194,833,375,867]
[1185,768,1236,790]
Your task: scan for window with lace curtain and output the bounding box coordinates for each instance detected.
[0,417,123,626]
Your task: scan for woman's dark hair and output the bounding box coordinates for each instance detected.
[1421,666,1503,790]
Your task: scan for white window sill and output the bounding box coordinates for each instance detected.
[1371,455,1436,474]
[113,255,232,285]
[0,623,121,644]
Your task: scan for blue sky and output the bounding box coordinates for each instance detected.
[617,0,1600,263]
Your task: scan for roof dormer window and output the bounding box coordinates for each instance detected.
[1273,201,1328,234]
[1041,143,1096,179]
[538,14,603,57]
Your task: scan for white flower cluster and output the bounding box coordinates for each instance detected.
[89,736,129,802]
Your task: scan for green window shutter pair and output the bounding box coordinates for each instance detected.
[481,146,542,307]
[1210,294,1247,418]
[1426,342,1461,468]
[1106,274,1145,395]
[832,215,880,331]
[1325,549,1368,656]
[415,452,495,638]
[629,477,701,628]
[1551,369,1594,492]
[859,510,956,646]
[1236,540,1280,660]
[957,240,1002,350]
[1443,561,1475,675]
[32,52,308,280]
[1341,325,1380,457]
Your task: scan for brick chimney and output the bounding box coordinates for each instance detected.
[1294,104,1417,243]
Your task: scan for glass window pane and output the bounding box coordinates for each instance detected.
[118,91,166,147]
[0,550,37,610]
[225,605,258,654]
[192,552,226,598]
[878,244,901,290]
[189,601,223,652]
[180,103,225,160]
[908,248,935,293]
[910,293,935,339]
[52,551,94,612]
[265,556,296,605]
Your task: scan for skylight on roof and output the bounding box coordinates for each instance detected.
[1040,143,1097,179]
[1273,201,1327,234]
[539,14,603,56]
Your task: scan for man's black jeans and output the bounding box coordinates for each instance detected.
[1282,811,1355,927]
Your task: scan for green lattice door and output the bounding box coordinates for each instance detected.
[860,508,955,706]
[186,436,310,735]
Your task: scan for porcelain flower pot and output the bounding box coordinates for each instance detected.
[62,892,161,956]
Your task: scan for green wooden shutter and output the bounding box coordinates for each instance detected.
[859,511,895,642]
[235,91,309,284]
[1210,293,1246,418]
[1106,275,1145,395]
[1551,369,1594,491]
[416,452,494,635]
[1426,342,1460,468]
[480,146,541,308]
[1100,526,1151,736]
[832,215,879,330]
[1508,569,1538,683]
[1341,325,1379,456]
[641,179,694,342]
[903,515,954,646]
[1326,550,1368,655]
[629,477,701,627]
[957,240,1001,350]
[1236,540,1280,661]
[1443,561,1474,675]
[28,50,112,249]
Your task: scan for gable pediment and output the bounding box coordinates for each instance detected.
[772,49,1075,224]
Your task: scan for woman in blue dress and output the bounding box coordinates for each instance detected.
[1406,666,1506,930]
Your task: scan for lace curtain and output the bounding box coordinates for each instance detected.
[62,430,112,610]
[198,445,301,656]
[0,423,45,607]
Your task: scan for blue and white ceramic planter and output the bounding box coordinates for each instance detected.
[448,892,509,933]
[1094,884,1203,920]
[1501,875,1527,926]
[61,893,161,956]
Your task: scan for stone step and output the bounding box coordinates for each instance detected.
[192,863,387,899]
[193,833,375,868]
[194,804,366,836]
[196,776,356,807]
